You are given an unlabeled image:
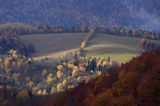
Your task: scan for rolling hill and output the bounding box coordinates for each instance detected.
[20,33,87,58]
[85,33,160,63]
[20,32,160,63]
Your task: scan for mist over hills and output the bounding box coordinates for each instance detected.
[0,0,160,31]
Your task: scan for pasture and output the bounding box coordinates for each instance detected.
[21,33,160,63]
[84,33,160,63]
[20,33,87,58]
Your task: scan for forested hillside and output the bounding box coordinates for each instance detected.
[0,0,160,31]
[44,48,160,106]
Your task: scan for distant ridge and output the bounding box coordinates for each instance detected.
[0,0,160,31]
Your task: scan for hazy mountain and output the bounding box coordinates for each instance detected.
[0,0,159,31]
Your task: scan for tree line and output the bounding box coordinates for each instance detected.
[0,31,35,56]
[0,23,159,41]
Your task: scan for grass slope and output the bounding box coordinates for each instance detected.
[84,33,160,63]
[20,33,87,58]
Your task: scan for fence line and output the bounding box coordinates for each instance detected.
[80,29,95,49]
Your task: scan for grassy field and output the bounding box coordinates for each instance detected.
[20,33,87,58]
[84,33,160,63]
[21,33,160,63]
